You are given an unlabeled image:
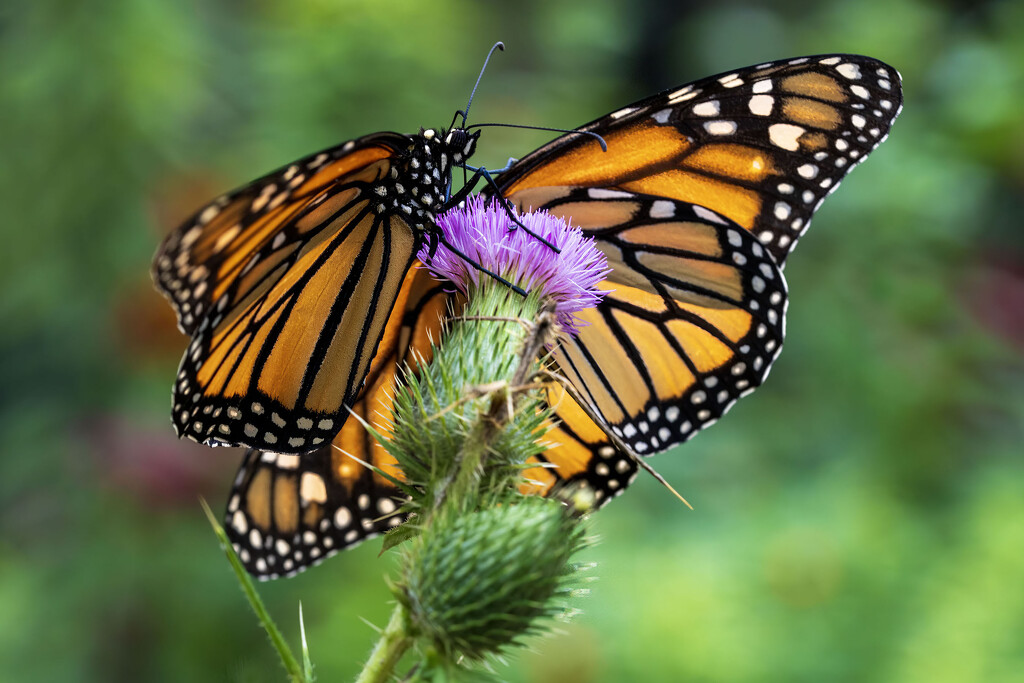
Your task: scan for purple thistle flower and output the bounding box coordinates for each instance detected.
[420,196,610,335]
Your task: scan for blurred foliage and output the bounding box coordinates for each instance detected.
[1,0,1022,681]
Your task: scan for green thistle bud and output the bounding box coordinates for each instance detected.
[396,496,590,663]
[387,286,541,468]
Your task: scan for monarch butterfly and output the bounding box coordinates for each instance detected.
[153,53,902,579]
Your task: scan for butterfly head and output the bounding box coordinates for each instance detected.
[442,127,480,165]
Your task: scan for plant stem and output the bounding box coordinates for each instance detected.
[355,604,413,683]
[200,500,307,683]
[428,286,539,511]
[357,283,549,681]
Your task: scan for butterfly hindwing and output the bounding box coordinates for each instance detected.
[224,445,404,579]
[523,382,640,508]
[515,189,785,504]
[497,54,903,265]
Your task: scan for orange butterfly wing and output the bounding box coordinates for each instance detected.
[499,55,902,501]
[223,265,452,579]
[499,54,903,265]
[517,190,785,505]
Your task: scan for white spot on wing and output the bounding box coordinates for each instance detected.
[300,472,327,504]
[768,123,804,151]
[277,454,300,470]
[199,206,219,224]
[704,120,737,135]
[692,101,720,117]
[748,94,774,116]
[836,63,862,79]
[650,200,675,218]
[213,225,241,253]
[797,164,818,179]
[668,87,698,103]
[588,188,634,200]
[693,205,728,225]
[651,108,672,124]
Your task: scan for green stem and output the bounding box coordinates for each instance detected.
[200,500,306,683]
[355,604,413,683]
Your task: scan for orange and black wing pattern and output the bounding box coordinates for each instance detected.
[152,132,425,453]
[155,54,902,578]
[493,54,901,503]
[223,266,453,579]
[517,190,786,506]
[498,54,903,265]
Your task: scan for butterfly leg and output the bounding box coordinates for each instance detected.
[454,164,561,254]
[432,229,527,297]
[424,225,440,261]
[478,157,519,175]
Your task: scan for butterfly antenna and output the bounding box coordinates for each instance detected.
[468,122,607,152]
[449,108,467,131]
[462,41,505,126]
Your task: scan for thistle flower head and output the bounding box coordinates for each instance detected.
[420,196,609,335]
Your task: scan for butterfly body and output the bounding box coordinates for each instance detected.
[152,54,902,579]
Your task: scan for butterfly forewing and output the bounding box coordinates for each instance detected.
[498,54,903,265]
[152,131,469,453]
[153,135,410,334]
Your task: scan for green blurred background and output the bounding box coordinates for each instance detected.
[2,0,1023,680]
